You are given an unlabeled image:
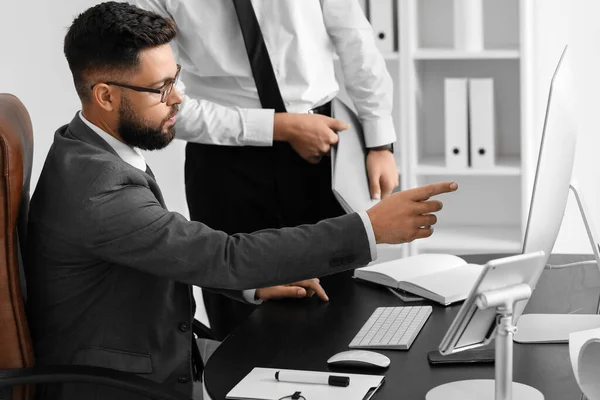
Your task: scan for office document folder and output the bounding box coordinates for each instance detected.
[444,78,469,168]
[226,367,385,400]
[330,99,379,213]
[469,78,496,168]
[368,0,393,52]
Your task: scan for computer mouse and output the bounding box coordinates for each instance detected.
[327,350,391,369]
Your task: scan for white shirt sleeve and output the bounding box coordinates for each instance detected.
[129,0,274,147]
[243,289,263,305]
[174,81,274,146]
[357,211,377,261]
[321,0,397,148]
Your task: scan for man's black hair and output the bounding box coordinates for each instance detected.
[64,1,177,101]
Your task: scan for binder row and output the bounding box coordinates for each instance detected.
[444,78,496,169]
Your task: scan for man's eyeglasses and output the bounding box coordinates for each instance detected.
[90,64,181,103]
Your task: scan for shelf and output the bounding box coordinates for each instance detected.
[413,49,520,60]
[418,225,522,255]
[415,156,521,176]
[333,52,400,61]
[383,52,401,61]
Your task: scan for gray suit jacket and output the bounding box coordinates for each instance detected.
[26,114,371,399]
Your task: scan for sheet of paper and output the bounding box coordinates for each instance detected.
[569,328,600,399]
[226,367,384,400]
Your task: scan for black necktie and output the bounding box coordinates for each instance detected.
[231,0,287,113]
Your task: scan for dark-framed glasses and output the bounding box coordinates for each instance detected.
[90,64,181,103]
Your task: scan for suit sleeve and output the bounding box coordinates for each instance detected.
[81,168,372,290]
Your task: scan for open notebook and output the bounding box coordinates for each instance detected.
[354,254,484,305]
[226,367,385,400]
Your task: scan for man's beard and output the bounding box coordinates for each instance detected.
[118,97,178,151]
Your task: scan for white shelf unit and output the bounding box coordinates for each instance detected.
[334,0,541,258]
[401,0,529,256]
[413,49,520,60]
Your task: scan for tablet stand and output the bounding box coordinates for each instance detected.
[426,283,544,400]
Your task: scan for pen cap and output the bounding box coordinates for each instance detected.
[329,375,350,387]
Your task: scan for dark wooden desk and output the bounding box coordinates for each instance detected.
[205,254,599,400]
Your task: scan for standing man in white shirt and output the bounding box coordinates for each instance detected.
[131,0,399,341]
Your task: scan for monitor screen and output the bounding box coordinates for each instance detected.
[522,46,577,262]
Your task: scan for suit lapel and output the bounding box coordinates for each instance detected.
[67,113,120,158]
[67,113,169,210]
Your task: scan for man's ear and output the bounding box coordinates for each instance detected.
[92,83,118,112]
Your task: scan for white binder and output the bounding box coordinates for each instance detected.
[454,0,484,51]
[469,78,496,168]
[444,78,469,169]
[368,0,394,53]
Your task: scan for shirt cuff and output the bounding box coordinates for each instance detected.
[242,289,263,305]
[357,211,377,262]
[239,108,275,146]
[362,116,397,149]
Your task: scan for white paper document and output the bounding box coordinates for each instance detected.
[330,99,379,213]
[569,328,600,400]
[226,367,385,400]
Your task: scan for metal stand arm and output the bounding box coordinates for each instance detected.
[427,283,543,400]
[476,283,532,400]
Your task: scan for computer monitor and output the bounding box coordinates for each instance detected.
[514,46,600,343]
[521,45,577,273]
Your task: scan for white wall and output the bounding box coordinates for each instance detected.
[0,0,207,325]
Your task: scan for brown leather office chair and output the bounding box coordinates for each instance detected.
[0,94,193,400]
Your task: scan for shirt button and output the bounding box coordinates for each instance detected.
[179,322,189,332]
[178,375,190,383]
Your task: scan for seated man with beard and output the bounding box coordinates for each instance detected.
[25,2,457,400]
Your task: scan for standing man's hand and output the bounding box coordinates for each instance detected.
[273,113,349,164]
[255,279,329,302]
[367,181,458,244]
[366,148,399,200]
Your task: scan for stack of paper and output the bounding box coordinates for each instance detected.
[330,99,379,214]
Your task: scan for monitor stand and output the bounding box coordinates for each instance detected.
[427,283,543,400]
[515,184,600,344]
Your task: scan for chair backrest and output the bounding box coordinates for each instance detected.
[0,93,35,400]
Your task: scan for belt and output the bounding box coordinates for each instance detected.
[308,101,332,117]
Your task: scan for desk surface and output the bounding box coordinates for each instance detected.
[205,254,599,400]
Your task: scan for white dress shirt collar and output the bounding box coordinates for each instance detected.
[78,112,147,172]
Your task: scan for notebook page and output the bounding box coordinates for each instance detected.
[359,253,467,282]
[406,263,483,302]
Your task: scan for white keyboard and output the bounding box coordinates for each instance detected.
[349,306,432,350]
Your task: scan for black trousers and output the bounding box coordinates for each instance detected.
[184,110,349,340]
